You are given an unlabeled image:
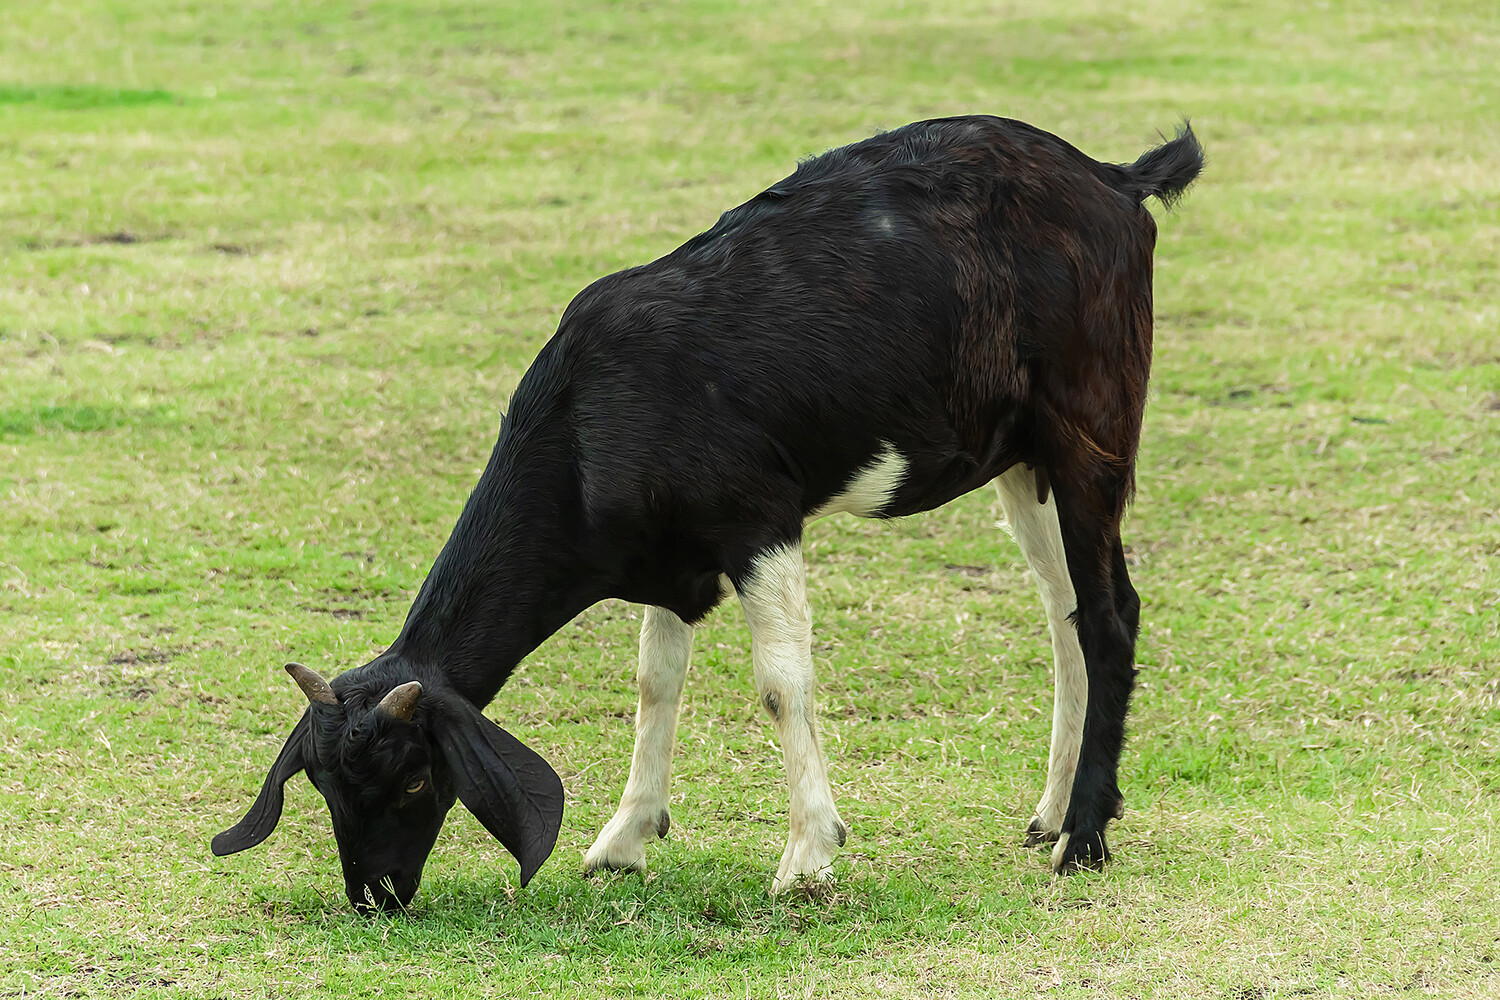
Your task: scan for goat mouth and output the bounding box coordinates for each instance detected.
[348,875,418,914]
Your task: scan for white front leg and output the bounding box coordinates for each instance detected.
[584,606,693,872]
[737,543,847,893]
[996,466,1087,842]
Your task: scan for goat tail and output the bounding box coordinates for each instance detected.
[1109,122,1204,209]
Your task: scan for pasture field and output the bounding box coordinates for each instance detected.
[2,1,1497,996]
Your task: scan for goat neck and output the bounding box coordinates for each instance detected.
[389,401,605,708]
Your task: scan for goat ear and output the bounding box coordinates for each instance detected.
[434,700,564,887]
[211,713,310,857]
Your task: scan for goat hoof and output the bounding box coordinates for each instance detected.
[771,819,844,894]
[778,872,837,901]
[583,854,647,876]
[582,836,648,875]
[1050,830,1110,874]
[584,805,673,875]
[771,866,835,897]
[1023,817,1060,849]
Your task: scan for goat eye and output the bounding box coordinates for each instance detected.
[405,779,425,795]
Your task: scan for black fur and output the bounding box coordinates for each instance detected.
[213,114,1201,907]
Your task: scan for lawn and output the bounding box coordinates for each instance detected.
[1,1,1497,997]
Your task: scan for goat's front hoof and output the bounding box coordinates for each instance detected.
[1023,817,1060,849]
[1050,830,1110,874]
[582,808,670,875]
[582,854,646,876]
[771,816,845,894]
[771,864,835,896]
[774,870,837,900]
[582,837,648,875]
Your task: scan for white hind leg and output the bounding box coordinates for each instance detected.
[584,606,693,872]
[995,465,1086,844]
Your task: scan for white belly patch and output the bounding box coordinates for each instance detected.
[808,441,908,521]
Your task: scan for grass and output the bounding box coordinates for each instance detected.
[1,0,1497,996]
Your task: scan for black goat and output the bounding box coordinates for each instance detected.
[212,115,1203,910]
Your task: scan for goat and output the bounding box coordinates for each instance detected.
[212,114,1203,910]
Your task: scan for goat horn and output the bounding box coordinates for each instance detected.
[375,681,422,722]
[285,662,338,706]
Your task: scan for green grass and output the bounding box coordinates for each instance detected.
[0,85,178,110]
[2,1,1498,997]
